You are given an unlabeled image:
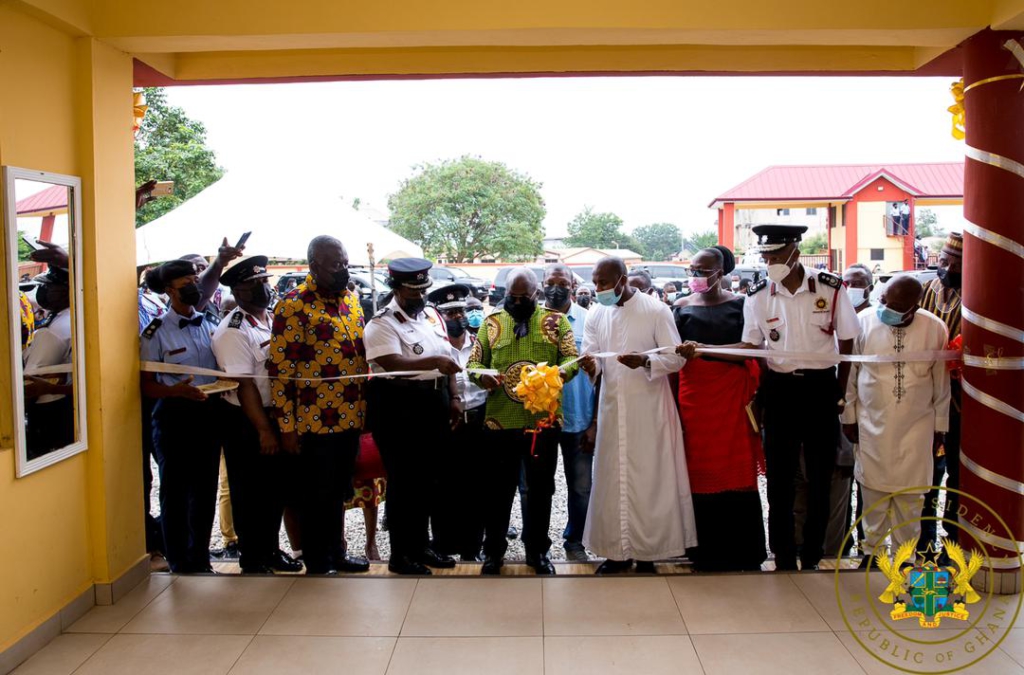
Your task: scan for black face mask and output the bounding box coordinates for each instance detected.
[176,282,202,307]
[543,285,570,310]
[445,317,468,338]
[937,267,962,289]
[576,295,591,308]
[507,297,536,324]
[35,284,69,312]
[319,268,350,293]
[400,297,426,317]
[238,282,273,308]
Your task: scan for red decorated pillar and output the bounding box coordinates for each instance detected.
[718,202,735,250]
[959,28,1024,594]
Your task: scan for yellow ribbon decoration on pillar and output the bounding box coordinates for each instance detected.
[947,79,965,141]
[133,91,148,135]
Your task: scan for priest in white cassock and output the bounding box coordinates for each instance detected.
[579,257,698,574]
[840,276,950,566]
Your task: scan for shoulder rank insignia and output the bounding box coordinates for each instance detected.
[228,311,244,329]
[204,310,221,326]
[817,271,842,290]
[142,317,162,339]
[747,278,768,296]
[371,307,390,321]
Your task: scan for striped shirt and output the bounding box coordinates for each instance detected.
[919,277,961,339]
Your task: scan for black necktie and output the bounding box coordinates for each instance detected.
[179,316,204,329]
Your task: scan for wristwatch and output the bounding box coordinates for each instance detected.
[643,356,652,370]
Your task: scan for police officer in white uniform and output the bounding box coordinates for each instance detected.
[212,255,304,574]
[427,283,489,560]
[364,258,462,575]
[741,224,861,571]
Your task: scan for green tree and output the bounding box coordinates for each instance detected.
[915,208,945,238]
[632,223,681,261]
[681,229,719,255]
[387,156,545,262]
[564,207,640,251]
[134,88,224,228]
[17,232,33,262]
[798,232,829,254]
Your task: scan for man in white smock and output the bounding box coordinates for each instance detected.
[579,256,698,574]
[840,276,950,565]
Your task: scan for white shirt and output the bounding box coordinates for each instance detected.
[23,308,73,404]
[841,309,950,493]
[450,332,488,411]
[742,267,861,372]
[211,307,273,407]
[364,297,450,380]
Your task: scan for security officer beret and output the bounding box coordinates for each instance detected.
[387,257,433,289]
[221,255,271,288]
[146,259,198,293]
[752,224,807,253]
[33,266,69,286]
[427,283,470,310]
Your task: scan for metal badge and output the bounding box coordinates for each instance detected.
[412,343,424,354]
[769,328,781,342]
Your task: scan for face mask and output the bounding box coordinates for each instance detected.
[176,282,202,307]
[400,296,426,317]
[766,250,797,284]
[319,268,350,293]
[238,282,274,308]
[596,276,624,307]
[35,284,68,312]
[689,273,719,294]
[877,303,913,327]
[466,309,484,328]
[543,285,570,310]
[445,316,468,338]
[507,297,536,323]
[576,295,591,308]
[846,287,868,306]
[666,292,677,302]
[731,281,740,291]
[937,267,961,289]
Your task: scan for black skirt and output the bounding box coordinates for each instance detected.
[688,490,767,572]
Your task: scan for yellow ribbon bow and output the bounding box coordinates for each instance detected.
[515,362,564,455]
[133,91,148,135]
[947,79,965,141]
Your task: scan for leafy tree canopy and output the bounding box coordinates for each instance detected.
[681,229,719,255]
[134,88,224,228]
[564,207,641,252]
[798,232,829,254]
[388,156,545,262]
[632,223,682,261]
[915,208,945,238]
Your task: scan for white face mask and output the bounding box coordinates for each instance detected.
[846,287,868,306]
[766,249,797,283]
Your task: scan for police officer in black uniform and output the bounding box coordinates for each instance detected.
[741,225,861,571]
[364,259,462,575]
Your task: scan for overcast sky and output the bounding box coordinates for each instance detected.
[165,76,966,239]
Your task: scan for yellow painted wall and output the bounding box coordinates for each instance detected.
[856,201,904,273]
[0,4,143,653]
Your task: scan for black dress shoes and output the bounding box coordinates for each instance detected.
[527,554,556,575]
[481,557,504,575]
[267,550,304,573]
[595,559,634,575]
[421,548,457,569]
[240,564,274,575]
[389,555,432,575]
[634,561,656,574]
[335,553,371,573]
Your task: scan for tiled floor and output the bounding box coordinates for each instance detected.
[12,569,1024,674]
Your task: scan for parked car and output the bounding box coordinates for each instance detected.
[428,265,489,300]
[869,267,938,305]
[488,265,585,305]
[567,264,597,293]
[724,265,766,292]
[629,263,690,291]
[275,268,391,316]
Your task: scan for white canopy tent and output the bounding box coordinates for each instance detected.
[135,172,422,266]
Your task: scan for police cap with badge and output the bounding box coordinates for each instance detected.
[427,283,471,311]
[387,258,434,289]
[220,255,271,289]
[752,224,807,253]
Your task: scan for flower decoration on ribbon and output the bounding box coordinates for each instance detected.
[514,362,563,455]
[947,79,966,140]
[946,334,963,381]
[133,91,148,136]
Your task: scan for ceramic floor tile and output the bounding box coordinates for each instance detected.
[227,636,395,674]
[71,634,252,675]
[1000,628,1024,667]
[667,574,829,634]
[400,579,542,637]
[10,634,111,675]
[545,636,702,674]
[385,637,542,675]
[838,629,1024,674]
[67,575,176,634]
[692,632,863,674]
[259,578,416,637]
[543,578,687,636]
[121,576,293,635]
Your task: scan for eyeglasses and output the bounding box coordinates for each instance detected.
[689,269,717,278]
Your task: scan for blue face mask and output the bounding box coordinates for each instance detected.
[877,303,912,326]
[466,309,484,329]
[596,276,624,307]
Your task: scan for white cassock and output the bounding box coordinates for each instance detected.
[581,291,698,560]
[840,309,951,494]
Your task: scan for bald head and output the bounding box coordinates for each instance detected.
[594,256,627,280]
[507,267,539,296]
[882,275,924,314]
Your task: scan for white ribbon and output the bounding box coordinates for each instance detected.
[562,346,962,370]
[140,361,499,381]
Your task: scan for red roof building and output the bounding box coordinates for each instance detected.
[710,162,964,272]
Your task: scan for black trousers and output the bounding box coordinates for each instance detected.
[921,380,961,546]
[221,404,298,570]
[762,368,839,568]
[152,396,226,573]
[370,380,452,561]
[25,396,75,460]
[482,427,560,560]
[141,396,163,554]
[298,431,359,573]
[434,405,486,557]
